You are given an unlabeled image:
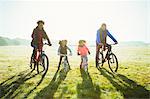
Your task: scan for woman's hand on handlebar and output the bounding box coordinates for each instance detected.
[69,53,72,56]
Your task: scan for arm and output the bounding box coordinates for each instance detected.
[31,29,36,38]
[96,30,101,44]
[58,46,61,55]
[77,46,80,55]
[85,45,90,54]
[43,31,52,45]
[107,30,118,43]
[67,46,72,55]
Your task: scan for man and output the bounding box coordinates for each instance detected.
[96,23,118,67]
[31,20,52,59]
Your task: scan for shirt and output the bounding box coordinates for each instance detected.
[78,45,89,56]
[58,46,72,54]
[96,29,117,44]
[31,27,49,50]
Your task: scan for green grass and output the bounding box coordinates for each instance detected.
[0,45,150,99]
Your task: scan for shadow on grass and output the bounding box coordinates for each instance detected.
[0,69,39,99]
[23,68,49,98]
[98,68,150,98]
[34,68,70,99]
[77,69,101,99]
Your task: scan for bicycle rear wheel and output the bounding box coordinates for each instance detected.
[41,54,49,74]
[97,52,104,68]
[108,53,118,72]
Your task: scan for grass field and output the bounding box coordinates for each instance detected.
[0,44,150,99]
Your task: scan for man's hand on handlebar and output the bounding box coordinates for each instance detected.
[115,42,118,44]
[48,43,52,46]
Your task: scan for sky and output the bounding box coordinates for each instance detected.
[0,0,149,43]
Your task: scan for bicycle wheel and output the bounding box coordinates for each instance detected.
[97,52,104,68]
[41,54,49,74]
[63,61,68,72]
[108,53,118,72]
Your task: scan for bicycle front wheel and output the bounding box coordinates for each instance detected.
[41,54,49,74]
[108,53,118,72]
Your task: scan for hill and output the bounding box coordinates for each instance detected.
[0,36,30,46]
[0,36,149,47]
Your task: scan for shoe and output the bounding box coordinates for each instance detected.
[102,59,105,63]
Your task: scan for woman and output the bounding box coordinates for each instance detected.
[31,20,52,60]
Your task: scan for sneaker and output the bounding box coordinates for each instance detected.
[102,59,106,63]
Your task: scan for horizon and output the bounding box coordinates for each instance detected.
[0,0,150,43]
[0,35,149,45]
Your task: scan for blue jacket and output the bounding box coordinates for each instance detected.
[96,29,117,44]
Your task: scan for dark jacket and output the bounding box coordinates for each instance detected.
[31,27,50,48]
[58,46,72,54]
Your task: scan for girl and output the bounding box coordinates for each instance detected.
[57,40,72,71]
[77,40,90,71]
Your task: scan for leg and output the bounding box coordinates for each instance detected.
[33,62,36,70]
[105,44,111,60]
[85,56,88,71]
[37,62,39,74]
[32,45,38,59]
[96,44,101,67]
[80,57,83,69]
[32,48,37,70]
[30,48,36,69]
[58,56,63,71]
[66,56,71,70]
[31,48,36,59]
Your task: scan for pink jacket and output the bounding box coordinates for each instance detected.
[78,45,89,56]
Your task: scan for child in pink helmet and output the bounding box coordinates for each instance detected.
[77,40,90,71]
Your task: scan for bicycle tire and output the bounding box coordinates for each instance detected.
[108,53,118,72]
[41,54,49,74]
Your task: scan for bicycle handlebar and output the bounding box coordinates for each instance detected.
[98,43,117,46]
[43,43,51,46]
[108,43,117,45]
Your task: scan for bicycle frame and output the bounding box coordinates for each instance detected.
[59,54,70,70]
[34,43,49,62]
[99,43,116,59]
[30,43,50,74]
[60,54,68,64]
[97,43,118,72]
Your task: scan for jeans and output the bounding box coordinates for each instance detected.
[95,43,111,67]
[81,56,88,69]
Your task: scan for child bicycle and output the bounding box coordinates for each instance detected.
[30,43,50,74]
[97,43,118,72]
[59,54,72,72]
